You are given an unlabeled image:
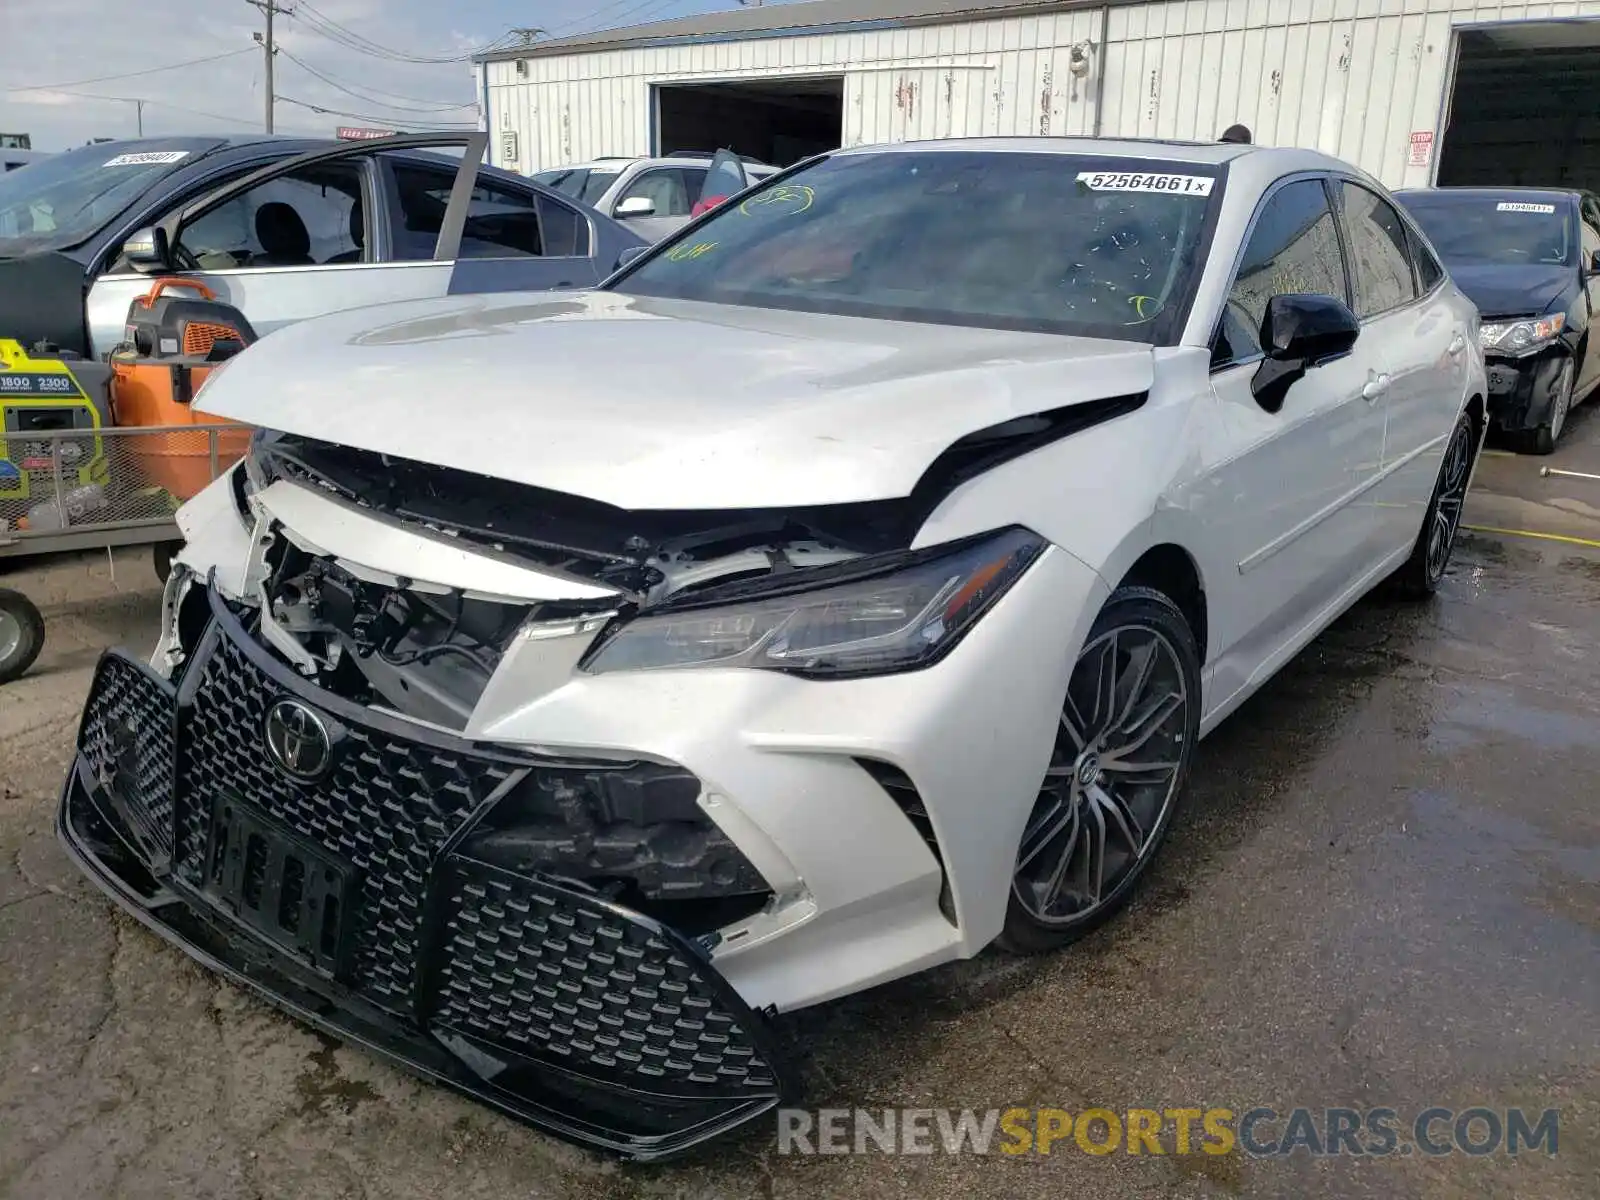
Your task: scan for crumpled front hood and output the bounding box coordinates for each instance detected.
[198,290,1156,510]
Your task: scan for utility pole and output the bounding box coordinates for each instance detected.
[99,96,146,136]
[248,0,293,133]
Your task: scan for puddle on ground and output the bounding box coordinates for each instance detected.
[1426,684,1600,754]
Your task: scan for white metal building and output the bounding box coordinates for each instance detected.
[475,0,1600,191]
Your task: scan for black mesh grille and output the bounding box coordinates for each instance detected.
[174,630,520,1012]
[428,857,778,1094]
[79,654,176,856]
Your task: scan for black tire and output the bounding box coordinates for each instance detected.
[997,585,1202,954]
[1391,408,1477,600]
[1518,356,1574,456]
[0,588,45,685]
[152,540,180,584]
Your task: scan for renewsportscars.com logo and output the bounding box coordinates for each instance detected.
[776,1106,1560,1158]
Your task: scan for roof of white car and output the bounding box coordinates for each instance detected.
[840,137,1289,163]
[839,137,1369,187]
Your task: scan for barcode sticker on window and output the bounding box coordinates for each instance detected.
[102,151,190,168]
[1076,172,1215,196]
[1496,202,1556,214]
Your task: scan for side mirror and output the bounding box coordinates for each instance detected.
[1252,293,1360,413]
[121,225,172,273]
[615,196,656,218]
[615,245,649,270]
[1587,248,1600,277]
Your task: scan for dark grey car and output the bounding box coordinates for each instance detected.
[0,132,646,359]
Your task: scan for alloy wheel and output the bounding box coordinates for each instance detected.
[1012,624,1190,925]
[1549,360,1574,444]
[1426,418,1474,583]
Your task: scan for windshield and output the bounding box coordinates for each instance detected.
[1397,193,1574,267]
[611,151,1224,342]
[533,167,620,207]
[0,139,217,253]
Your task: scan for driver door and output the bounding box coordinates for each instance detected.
[85,133,488,358]
[1198,176,1389,713]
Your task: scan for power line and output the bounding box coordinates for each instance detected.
[54,89,255,130]
[547,0,681,39]
[291,1,518,65]
[277,47,475,112]
[5,48,255,94]
[275,94,479,128]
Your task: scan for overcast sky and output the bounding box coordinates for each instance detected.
[1,0,767,150]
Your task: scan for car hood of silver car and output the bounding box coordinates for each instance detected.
[196,289,1158,511]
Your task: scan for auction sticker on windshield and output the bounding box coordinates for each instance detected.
[102,151,190,167]
[1497,202,1556,214]
[1077,172,1214,196]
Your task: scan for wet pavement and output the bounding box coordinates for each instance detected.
[2,415,1598,1199]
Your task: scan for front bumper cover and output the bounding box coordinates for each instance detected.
[1483,346,1570,431]
[56,594,794,1160]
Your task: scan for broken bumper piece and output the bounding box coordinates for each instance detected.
[56,624,792,1160]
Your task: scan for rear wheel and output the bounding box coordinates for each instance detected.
[1391,408,1476,600]
[998,586,1201,954]
[0,588,45,684]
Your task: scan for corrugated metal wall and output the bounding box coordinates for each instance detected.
[485,0,1600,187]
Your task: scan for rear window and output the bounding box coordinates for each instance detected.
[614,151,1225,344]
[1396,192,1574,267]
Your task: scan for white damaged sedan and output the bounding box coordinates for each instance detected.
[60,138,1486,1157]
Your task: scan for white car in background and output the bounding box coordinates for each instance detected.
[61,138,1486,1159]
[535,152,779,240]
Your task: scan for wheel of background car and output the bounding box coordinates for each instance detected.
[152,541,180,585]
[1526,356,1574,456]
[0,587,45,685]
[1389,408,1477,600]
[999,585,1201,953]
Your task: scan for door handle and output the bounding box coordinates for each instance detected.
[1362,373,1391,401]
[1448,334,1466,356]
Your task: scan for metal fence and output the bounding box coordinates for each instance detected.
[0,424,244,558]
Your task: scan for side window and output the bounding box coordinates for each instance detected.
[1581,218,1600,271]
[1339,182,1419,318]
[1407,223,1445,293]
[174,163,364,269]
[1580,195,1600,234]
[390,162,545,260]
[615,168,699,218]
[1214,178,1347,367]
[536,195,590,257]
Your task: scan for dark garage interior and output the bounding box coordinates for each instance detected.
[1438,21,1600,190]
[654,77,844,167]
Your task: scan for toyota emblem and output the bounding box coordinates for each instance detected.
[263,699,333,782]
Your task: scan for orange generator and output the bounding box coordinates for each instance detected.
[110,279,257,502]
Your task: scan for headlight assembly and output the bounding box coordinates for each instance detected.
[1480,313,1565,354]
[582,527,1046,678]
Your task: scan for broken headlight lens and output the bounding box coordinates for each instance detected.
[1480,312,1564,353]
[583,527,1045,678]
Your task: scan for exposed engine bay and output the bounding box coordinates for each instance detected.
[218,431,899,729]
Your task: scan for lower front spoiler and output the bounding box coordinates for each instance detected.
[57,755,792,1161]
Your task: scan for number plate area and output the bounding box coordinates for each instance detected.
[199,793,356,977]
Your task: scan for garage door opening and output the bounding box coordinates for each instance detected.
[1438,21,1600,190]
[654,77,843,168]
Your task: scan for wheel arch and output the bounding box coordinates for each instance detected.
[1112,543,1209,667]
